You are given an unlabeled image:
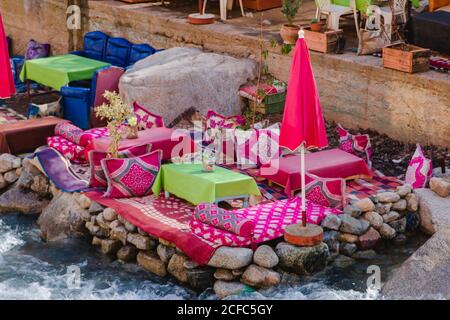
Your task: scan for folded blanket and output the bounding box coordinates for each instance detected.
[194,202,255,237]
[190,219,252,247]
[55,122,108,147]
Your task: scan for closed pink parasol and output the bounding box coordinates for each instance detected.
[279,29,328,234]
[0,13,15,99]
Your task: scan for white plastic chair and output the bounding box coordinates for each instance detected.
[202,0,245,21]
[314,0,355,31]
[365,1,407,40]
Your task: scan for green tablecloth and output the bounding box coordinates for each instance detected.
[19,54,110,90]
[332,0,419,13]
[152,164,261,205]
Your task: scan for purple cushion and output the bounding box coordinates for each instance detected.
[25,39,50,60]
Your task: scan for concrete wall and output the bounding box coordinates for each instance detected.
[1,0,449,148]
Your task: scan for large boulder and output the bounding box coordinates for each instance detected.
[119,47,258,125]
[37,192,87,241]
[414,188,450,234]
[381,229,450,299]
[0,183,50,214]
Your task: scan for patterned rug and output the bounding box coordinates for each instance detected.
[0,106,27,124]
[220,163,403,203]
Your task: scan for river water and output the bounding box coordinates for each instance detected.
[0,213,428,300]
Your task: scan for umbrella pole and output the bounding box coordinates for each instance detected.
[301,144,306,227]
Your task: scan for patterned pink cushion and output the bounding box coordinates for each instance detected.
[190,219,252,247]
[337,124,373,168]
[55,122,109,147]
[88,143,153,188]
[256,127,281,167]
[235,128,281,169]
[235,129,258,169]
[101,150,162,198]
[133,102,165,130]
[47,136,86,163]
[195,203,255,237]
[405,144,433,189]
[204,109,246,144]
[305,172,346,209]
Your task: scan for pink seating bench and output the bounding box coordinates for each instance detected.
[91,127,195,161]
[260,148,372,196]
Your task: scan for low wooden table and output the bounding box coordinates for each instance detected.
[0,116,67,154]
[152,163,261,206]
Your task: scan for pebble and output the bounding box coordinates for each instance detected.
[352,198,375,213]
[392,199,407,211]
[253,245,279,269]
[383,211,400,223]
[379,223,396,239]
[343,204,363,217]
[377,192,400,203]
[321,215,342,230]
[362,211,384,229]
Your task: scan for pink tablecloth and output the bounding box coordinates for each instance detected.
[260,148,372,196]
[91,127,195,161]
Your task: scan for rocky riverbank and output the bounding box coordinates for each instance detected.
[0,152,445,299]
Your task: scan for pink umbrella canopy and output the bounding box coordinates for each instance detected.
[279,30,328,228]
[0,13,15,99]
[279,30,328,152]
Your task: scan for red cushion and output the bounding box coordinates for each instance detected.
[88,143,153,188]
[101,150,162,198]
[337,124,373,168]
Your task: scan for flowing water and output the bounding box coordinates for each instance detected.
[0,213,428,300]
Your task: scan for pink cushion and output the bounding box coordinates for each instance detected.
[235,129,259,169]
[55,122,109,147]
[235,128,281,169]
[133,102,165,130]
[204,109,245,144]
[405,144,433,189]
[88,143,153,188]
[337,124,373,168]
[305,172,346,209]
[101,150,162,198]
[47,136,86,163]
[194,202,255,237]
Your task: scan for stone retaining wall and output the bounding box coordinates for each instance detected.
[0,152,424,298]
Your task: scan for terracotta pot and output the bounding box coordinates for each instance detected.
[310,22,324,32]
[280,24,300,44]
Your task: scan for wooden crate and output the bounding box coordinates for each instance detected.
[303,27,343,53]
[382,44,431,73]
[242,0,282,11]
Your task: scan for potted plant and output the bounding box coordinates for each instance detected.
[95,91,133,158]
[280,0,302,44]
[310,18,323,32]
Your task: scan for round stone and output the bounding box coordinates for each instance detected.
[253,245,279,268]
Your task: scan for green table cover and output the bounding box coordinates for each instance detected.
[19,54,110,91]
[152,163,261,205]
[331,0,419,13]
